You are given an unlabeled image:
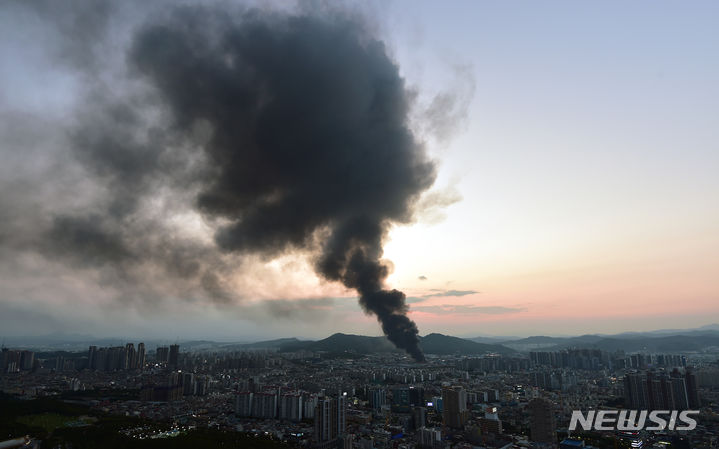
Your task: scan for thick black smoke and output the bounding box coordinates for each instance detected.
[121,9,434,360]
[0,3,458,359]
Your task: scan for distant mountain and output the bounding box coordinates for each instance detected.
[550,334,719,352]
[7,324,719,354]
[489,332,718,353]
[4,331,516,356]
[279,333,396,354]
[503,336,571,345]
[468,336,522,344]
[276,332,516,356]
[612,326,719,338]
[498,336,573,351]
[242,331,719,354]
[225,338,303,350]
[488,328,719,353]
[421,333,515,355]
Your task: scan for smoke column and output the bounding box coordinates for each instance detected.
[2,4,442,360]
[128,9,434,360]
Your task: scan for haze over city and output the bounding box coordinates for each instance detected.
[1,0,717,344]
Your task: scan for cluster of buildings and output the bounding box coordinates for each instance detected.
[87,343,146,372]
[139,370,211,402]
[155,344,180,367]
[231,374,530,448]
[1,348,36,373]
[1,341,718,449]
[529,350,687,372]
[624,369,700,410]
[236,390,312,421]
[530,371,578,392]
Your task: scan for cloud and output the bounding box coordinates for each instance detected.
[424,289,479,297]
[418,275,427,280]
[412,305,526,315]
[407,289,480,303]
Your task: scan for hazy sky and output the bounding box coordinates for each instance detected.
[1,1,717,341]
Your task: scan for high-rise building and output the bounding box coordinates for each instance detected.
[392,387,410,407]
[181,372,195,396]
[19,351,35,371]
[0,348,7,372]
[442,386,468,429]
[314,395,347,443]
[156,346,169,363]
[304,395,318,420]
[94,348,107,371]
[315,398,333,442]
[106,346,125,371]
[409,386,425,406]
[236,392,253,417]
[624,372,649,409]
[336,394,346,436]
[87,343,148,371]
[125,343,135,370]
[279,393,304,421]
[168,344,179,367]
[195,376,209,396]
[646,371,666,409]
[528,398,556,447]
[412,406,427,430]
[369,388,386,410]
[252,392,278,419]
[625,371,693,410]
[137,343,146,369]
[248,376,262,392]
[55,356,64,372]
[168,370,181,388]
[670,376,689,409]
[685,368,700,409]
[479,406,503,435]
[88,346,97,370]
[417,427,442,448]
[2,348,20,373]
[483,389,500,402]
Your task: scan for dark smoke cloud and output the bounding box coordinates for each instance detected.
[0,3,471,360]
[121,8,434,360]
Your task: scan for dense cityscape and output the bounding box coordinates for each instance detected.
[2,330,719,448]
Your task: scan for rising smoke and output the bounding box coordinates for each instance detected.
[0,3,468,361]
[127,8,434,360]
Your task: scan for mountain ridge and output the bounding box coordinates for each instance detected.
[5,323,719,353]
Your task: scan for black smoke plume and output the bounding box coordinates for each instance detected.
[0,3,455,360]
[125,9,433,360]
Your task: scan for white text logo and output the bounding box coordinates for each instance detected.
[569,410,699,431]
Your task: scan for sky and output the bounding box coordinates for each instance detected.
[0,1,717,342]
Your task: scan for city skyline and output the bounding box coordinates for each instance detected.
[1,1,717,343]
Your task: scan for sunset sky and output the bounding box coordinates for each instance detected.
[381,0,719,336]
[0,1,717,341]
